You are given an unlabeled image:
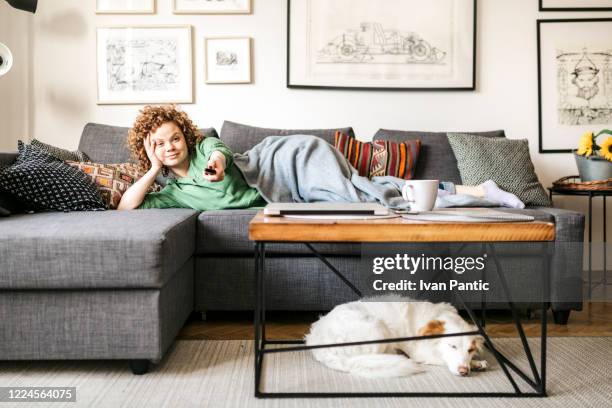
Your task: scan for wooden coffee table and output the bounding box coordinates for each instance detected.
[249,212,555,398]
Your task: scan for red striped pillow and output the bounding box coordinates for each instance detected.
[334,131,421,180]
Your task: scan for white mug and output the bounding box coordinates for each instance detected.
[402,180,438,212]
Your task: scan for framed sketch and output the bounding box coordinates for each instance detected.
[287,0,476,91]
[205,37,252,84]
[173,0,251,14]
[96,0,155,14]
[97,26,193,105]
[538,19,612,153]
[539,1,612,12]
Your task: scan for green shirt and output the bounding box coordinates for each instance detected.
[139,137,266,211]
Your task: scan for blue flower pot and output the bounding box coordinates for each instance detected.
[574,153,612,181]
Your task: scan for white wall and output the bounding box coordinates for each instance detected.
[0,1,33,151]
[8,0,612,266]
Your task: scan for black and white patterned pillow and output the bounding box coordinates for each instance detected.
[31,139,90,162]
[0,141,106,212]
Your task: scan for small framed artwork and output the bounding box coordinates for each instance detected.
[97,26,193,104]
[287,0,476,91]
[538,19,612,153]
[96,0,156,14]
[173,0,251,14]
[539,1,612,12]
[205,37,252,84]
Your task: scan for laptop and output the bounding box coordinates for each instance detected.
[263,202,390,216]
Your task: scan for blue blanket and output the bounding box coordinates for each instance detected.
[233,135,410,209]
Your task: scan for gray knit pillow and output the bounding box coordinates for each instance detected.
[447,133,551,207]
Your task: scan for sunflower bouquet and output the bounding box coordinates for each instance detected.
[577,129,612,162]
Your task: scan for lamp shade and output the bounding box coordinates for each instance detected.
[4,0,37,13]
[0,42,13,77]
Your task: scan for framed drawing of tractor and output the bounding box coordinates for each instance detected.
[287,0,476,90]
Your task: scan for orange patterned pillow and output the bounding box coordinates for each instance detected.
[66,162,162,209]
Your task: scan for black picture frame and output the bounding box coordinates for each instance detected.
[539,0,612,12]
[286,0,477,91]
[537,18,612,153]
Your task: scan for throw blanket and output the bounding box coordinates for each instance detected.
[233,135,410,209]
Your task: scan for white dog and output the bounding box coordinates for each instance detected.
[305,296,487,378]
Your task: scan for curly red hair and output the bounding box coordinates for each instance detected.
[128,105,204,173]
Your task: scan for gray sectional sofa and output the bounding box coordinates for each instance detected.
[0,121,585,374]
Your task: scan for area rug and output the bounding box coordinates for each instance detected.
[0,338,610,408]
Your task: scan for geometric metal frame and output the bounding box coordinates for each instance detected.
[253,240,551,398]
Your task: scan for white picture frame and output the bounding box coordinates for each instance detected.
[96,0,156,14]
[205,37,252,84]
[173,0,251,14]
[288,0,476,90]
[97,26,193,105]
[537,19,612,153]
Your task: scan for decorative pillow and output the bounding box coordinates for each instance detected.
[220,120,354,154]
[374,129,506,184]
[66,161,162,209]
[447,133,552,207]
[0,141,107,212]
[31,139,90,162]
[0,192,29,216]
[334,131,421,180]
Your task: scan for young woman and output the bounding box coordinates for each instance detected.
[118,105,524,211]
[118,105,266,211]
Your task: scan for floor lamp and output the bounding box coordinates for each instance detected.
[0,0,37,77]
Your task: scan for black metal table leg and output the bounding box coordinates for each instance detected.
[540,243,549,396]
[589,192,593,300]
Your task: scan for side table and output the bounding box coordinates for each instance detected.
[548,177,611,298]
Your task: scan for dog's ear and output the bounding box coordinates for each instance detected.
[472,335,485,353]
[417,320,446,337]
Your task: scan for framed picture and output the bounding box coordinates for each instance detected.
[205,37,252,84]
[97,26,193,105]
[287,0,476,91]
[538,19,612,153]
[539,1,612,12]
[96,0,155,14]
[173,0,251,14]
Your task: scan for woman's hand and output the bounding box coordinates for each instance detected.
[144,134,163,170]
[203,152,226,182]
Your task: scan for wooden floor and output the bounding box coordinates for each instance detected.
[179,302,612,340]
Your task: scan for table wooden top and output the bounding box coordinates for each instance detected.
[248,212,555,243]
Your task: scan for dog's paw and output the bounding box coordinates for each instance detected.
[471,360,488,371]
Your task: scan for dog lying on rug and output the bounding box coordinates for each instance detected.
[305,296,488,378]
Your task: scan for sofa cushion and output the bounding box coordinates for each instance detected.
[334,131,421,179]
[0,141,107,212]
[447,133,552,207]
[220,120,354,154]
[78,123,218,164]
[0,209,198,289]
[31,139,90,162]
[374,129,505,184]
[66,161,163,209]
[196,209,361,256]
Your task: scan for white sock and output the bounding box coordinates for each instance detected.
[482,180,525,209]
